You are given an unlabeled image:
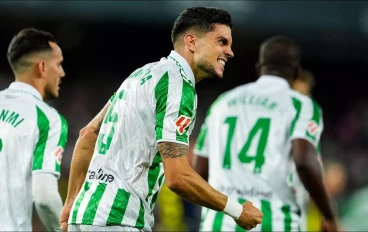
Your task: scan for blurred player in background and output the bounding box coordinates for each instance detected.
[290,69,323,231]
[192,35,337,231]
[0,28,67,231]
[292,69,315,97]
[60,7,263,232]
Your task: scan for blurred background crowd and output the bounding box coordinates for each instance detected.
[0,1,367,231]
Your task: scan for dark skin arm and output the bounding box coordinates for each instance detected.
[292,139,337,231]
[191,154,209,181]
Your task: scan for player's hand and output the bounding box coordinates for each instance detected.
[321,219,338,232]
[234,201,263,230]
[59,201,73,232]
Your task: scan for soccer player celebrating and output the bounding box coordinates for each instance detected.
[60,7,263,232]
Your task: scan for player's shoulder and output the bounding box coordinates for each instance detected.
[35,101,66,123]
[289,89,312,104]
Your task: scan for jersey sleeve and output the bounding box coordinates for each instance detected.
[289,97,323,148]
[32,106,68,177]
[155,71,196,146]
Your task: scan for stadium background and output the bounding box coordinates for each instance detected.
[0,1,367,231]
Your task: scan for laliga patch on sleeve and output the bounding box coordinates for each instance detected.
[53,146,64,165]
[176,115,192,135]
[307,120,319,136]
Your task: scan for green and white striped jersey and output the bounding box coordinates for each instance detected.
[194,75,323,231]
[0,82,68,231]
[69,51,197,231]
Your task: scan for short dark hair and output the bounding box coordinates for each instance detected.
[259,35,300,77]
[171,7,233,45]
[7,28,57,71]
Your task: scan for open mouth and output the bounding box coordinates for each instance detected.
[218,58,226,67]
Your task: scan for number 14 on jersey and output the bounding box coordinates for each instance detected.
[223,117,270,174]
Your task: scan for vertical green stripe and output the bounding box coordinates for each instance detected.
[306,99,322,140]
[33,106,50,170]
[150,173,165,210]
[176,79,196,143]
[261,200,272,231]
[282,205,292,232]
[155,72,169,140]
[212,212,225,231]
[81,183,107,224]
[290,97,302,136]
[195,124,207,152]
[146,152,162,202]
[71,181,92,223]
[56,114,68,172]
[135,200,145,229]
[236,198,247,232]
[106,188,131,225]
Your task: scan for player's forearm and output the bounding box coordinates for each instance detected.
[66,103,109,204]
[65,128,96,204]
[168,163,227,211]
[159,142,235,214]
[295,156,335,220]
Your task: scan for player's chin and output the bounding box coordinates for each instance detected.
[214,69,224,79]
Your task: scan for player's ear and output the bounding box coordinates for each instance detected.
[184,34,196,52]
[37,61,47,78]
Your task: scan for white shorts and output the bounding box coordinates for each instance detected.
[68,224,144,232]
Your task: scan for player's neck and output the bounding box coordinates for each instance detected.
[15,74,46,100]
[175,48,206,83]
[260,71,293,86]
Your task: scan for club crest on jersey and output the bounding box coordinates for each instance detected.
[307,120,319,136]
[176,115,191,135]
[53,146,64,165]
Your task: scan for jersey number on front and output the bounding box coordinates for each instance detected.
[223,117,270,173]
[97,91,125,155]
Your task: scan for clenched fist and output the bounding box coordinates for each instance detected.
[235,201,264,230]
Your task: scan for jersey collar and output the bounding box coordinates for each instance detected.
[257,75,290,89]
[8,82,43,100]
[168,50,195,88]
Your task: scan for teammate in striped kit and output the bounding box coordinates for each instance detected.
[290,69,324,231]
[60,7,263,232]
[193,36,337,231]
[0,28,67,231]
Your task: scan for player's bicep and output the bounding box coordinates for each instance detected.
[33,108,68,176]
[155,71,196,145]
[158,142,190,183]
[158,141,188,159]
